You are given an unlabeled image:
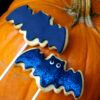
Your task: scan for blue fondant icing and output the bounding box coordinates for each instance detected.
[15,49,83,98]
[6,5,67,53]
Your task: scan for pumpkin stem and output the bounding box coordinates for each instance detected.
[64,0,81,26]
[64,0,97,28]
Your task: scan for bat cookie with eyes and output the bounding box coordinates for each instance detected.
[15,48,84,99]
[6,5,68,53]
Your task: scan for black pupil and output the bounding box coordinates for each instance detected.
[57,63,61,67]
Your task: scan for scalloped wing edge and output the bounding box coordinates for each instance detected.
[15,62,84,100]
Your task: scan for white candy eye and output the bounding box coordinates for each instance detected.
[56,63,61,68]
[50,60,54,65]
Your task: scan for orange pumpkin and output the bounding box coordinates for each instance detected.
[0,0,100,100]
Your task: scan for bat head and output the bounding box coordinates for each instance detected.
[46,54,66,70]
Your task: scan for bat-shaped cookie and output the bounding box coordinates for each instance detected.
[6,5,68,53]
[15,49,84,99]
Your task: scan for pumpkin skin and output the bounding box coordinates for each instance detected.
[92,0,100,32]
[0,0,100,100]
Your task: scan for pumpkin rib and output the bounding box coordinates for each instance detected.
[83,27,100,100]
[0,30,18,52]
[22,80,33,100]
[83,26,90,100]
[9,0,65,10]
[79,25,88,76]
[93,16,100,33]
[92,0,100,14]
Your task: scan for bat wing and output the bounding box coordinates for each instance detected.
[6,5,68,53]
[15,49,44,70]
[59,69,83,99]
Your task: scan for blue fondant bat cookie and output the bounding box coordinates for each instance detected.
[15,48,84,99]
[6,5,68,53]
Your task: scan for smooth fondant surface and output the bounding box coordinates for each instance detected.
[6,5,67,53]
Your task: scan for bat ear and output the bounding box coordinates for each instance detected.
[61,61,65,66]
[60,61,66,69]
[46,54,55,60]
[62,61,65,65]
